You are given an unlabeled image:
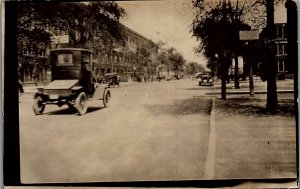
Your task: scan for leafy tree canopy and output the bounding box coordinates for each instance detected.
[16,1,126,54]
[185,62,206,75]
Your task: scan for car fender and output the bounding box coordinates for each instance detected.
[33,91,44,99]
[92,83,107,100]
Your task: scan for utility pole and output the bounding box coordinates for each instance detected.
[266,0,278,111]
[285,0,298,107]
[285,1,298,170]
[233,0,240,89]
[220,0,228,100]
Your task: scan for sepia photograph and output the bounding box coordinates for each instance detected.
[3,0,298,188]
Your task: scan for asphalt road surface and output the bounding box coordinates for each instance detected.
[19,79,214,183]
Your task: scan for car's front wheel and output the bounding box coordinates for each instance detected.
[103,89,111,108]
[32,96,45,115]
[74,92,88,115]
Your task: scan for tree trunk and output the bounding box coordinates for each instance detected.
[266,76,277,110]
[285,0,298,126]
[234,54,240,89]
[249,57,254,97]
[266,0,278,111]
[221,62,227,100]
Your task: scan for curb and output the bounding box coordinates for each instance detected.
[204,97,216,179]
[206,90,294,95]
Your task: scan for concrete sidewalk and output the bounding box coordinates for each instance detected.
[209,78,294,95]
[209,93,297,179]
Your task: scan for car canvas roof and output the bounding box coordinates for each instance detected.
[105,73,118,76]
[50,48,93,53]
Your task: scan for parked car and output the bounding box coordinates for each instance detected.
[32,48,111,115]
[166,76,172,81]
[198,72,214,86]
[104,73,120,87]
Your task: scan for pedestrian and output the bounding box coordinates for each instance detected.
[32,64,38,86]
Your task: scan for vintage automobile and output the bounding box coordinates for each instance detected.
[32,48,111,115]
[104,73,120,87]
[198,72,214,86]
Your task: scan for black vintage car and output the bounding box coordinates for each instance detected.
[104,73,120,88]
[32,48,111,115]
[198,72,214,86]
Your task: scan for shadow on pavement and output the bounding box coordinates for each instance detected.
[45,106,103,115]
[216,95,295,117]
[145,97,212,116]
[185,87,215,90]
[26,178,297,188]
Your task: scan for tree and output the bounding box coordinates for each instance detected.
[285,0,298,117]
[185,62,206,76]
[192,0,285,108]
[135,46,151,77]
[168,50,186,77]
[192,0,284,101]
[16,2,126,52]
[16,2,126,81]
[265,0,278,111]
[156,50,171,76]
[192,1,251,99]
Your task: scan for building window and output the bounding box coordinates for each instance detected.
[278,60,285,72]
[283,44,286,54]
[278,44,282,54]
[283,26,287,38]
[278,44,285,55]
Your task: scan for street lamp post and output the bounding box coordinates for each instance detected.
[245,41,255,97]
[215,53,227,100]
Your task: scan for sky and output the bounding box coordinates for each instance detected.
[117,0,288,66]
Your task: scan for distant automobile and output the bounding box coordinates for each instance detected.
[198,72,214,86]
[166,76,172,81]
[104,73,120,87]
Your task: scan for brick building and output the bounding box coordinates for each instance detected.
[18,24,158,84]
[91,24,158,82]
[274,23,288,74]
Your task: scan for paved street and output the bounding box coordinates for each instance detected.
[18,78,297,184]
[19,79,214,183]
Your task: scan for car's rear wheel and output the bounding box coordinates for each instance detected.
[103,89,111,108]
[74,92,88,115]
[32,96,45,115]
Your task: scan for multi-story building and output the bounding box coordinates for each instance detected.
[92,24,158,81]
[274,23,288,74]
[256,23,289,79]
[18,45,49,84]
[18,24,158,83]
